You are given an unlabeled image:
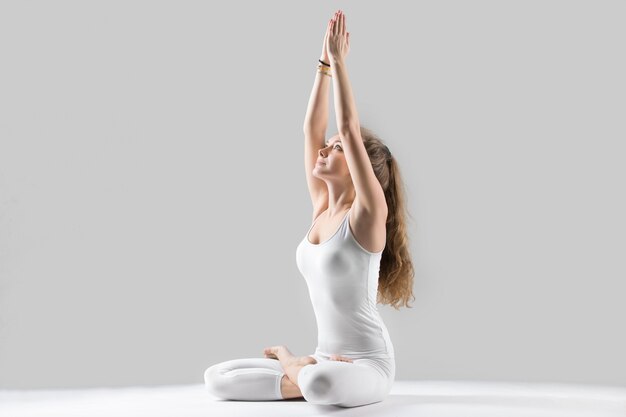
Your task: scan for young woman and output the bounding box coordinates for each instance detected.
[204,9,415,408]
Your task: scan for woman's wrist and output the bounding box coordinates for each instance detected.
[329,56,343,65]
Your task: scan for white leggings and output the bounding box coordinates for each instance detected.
[203,352,395,408]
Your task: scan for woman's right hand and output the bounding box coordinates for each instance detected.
[320,14,335,64]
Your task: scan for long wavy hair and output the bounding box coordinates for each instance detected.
[359,125,416,310]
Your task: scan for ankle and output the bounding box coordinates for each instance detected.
[280,374,303,399]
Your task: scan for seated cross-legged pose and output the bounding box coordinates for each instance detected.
[204,9,415,408]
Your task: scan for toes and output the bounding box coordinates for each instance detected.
[263,345,294,360]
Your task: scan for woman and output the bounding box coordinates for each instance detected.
[204,9,415,408]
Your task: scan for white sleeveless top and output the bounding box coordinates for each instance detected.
[295,207,395,360]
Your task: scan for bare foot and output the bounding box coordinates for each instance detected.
[263,345,317,385]
[329,354,354,363]
[263,345,316,366]
[263,345,281,360]
[263,345,292,361]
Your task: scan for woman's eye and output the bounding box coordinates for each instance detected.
[334,144,341,150]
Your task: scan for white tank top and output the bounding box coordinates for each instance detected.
[296,207,395,360]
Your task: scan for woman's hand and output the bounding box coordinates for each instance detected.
[320,16,332,64]
[327,9,350,63]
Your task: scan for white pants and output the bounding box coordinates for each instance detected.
[204,352,395,408]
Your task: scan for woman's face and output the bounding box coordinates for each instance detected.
[313,134,351,180]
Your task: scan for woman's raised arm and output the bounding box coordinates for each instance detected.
[328,10,387,217]
[303,16,334,134]
[302,17,335,212]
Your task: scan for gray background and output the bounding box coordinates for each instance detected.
[1,1,624,389]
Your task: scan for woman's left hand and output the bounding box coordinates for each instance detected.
[327,9,350,63]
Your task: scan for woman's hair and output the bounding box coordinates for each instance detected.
[359,125,416,310]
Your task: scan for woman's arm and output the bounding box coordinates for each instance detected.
[328,10,387,216]
[328,11,358,130]
[302,69,331,211]
[303,18,336,213]
[330,59,359,132]
[302,70,330,135]
[303,18,333,135]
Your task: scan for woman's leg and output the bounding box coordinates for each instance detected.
[263,345,318,389]
[280,373,304,399]
[297,358,395,408]
[204,358,289,401]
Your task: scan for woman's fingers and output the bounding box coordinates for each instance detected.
[327,9,350,60]
[330,354,354,363]
[330,10,346,36]
[339,11,345,35]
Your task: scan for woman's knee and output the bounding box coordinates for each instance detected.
[298,368,338,404]
[204,363,229,399]
[298,363,391,407]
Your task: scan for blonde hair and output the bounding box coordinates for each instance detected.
[359,125,416,310]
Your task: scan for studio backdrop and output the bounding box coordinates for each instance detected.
[0,0,624,389]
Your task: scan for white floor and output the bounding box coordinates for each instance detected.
[1,380,625,417]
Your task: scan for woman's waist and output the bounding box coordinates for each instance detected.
[314,346,394,361]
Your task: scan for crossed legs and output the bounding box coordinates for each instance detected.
[263,345,354,399]
[204,345,392,407]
